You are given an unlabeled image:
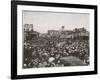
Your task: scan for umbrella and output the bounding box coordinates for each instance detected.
[60,56,87,66]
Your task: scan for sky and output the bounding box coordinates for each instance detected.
[23,11,90,33]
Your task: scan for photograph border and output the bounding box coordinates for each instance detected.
[11,0,98,79]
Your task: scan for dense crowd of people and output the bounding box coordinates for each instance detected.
[23,37,89,68]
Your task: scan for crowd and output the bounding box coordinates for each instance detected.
[23,37,89,68]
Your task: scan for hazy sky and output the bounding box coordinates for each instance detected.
[23,11,90,33]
